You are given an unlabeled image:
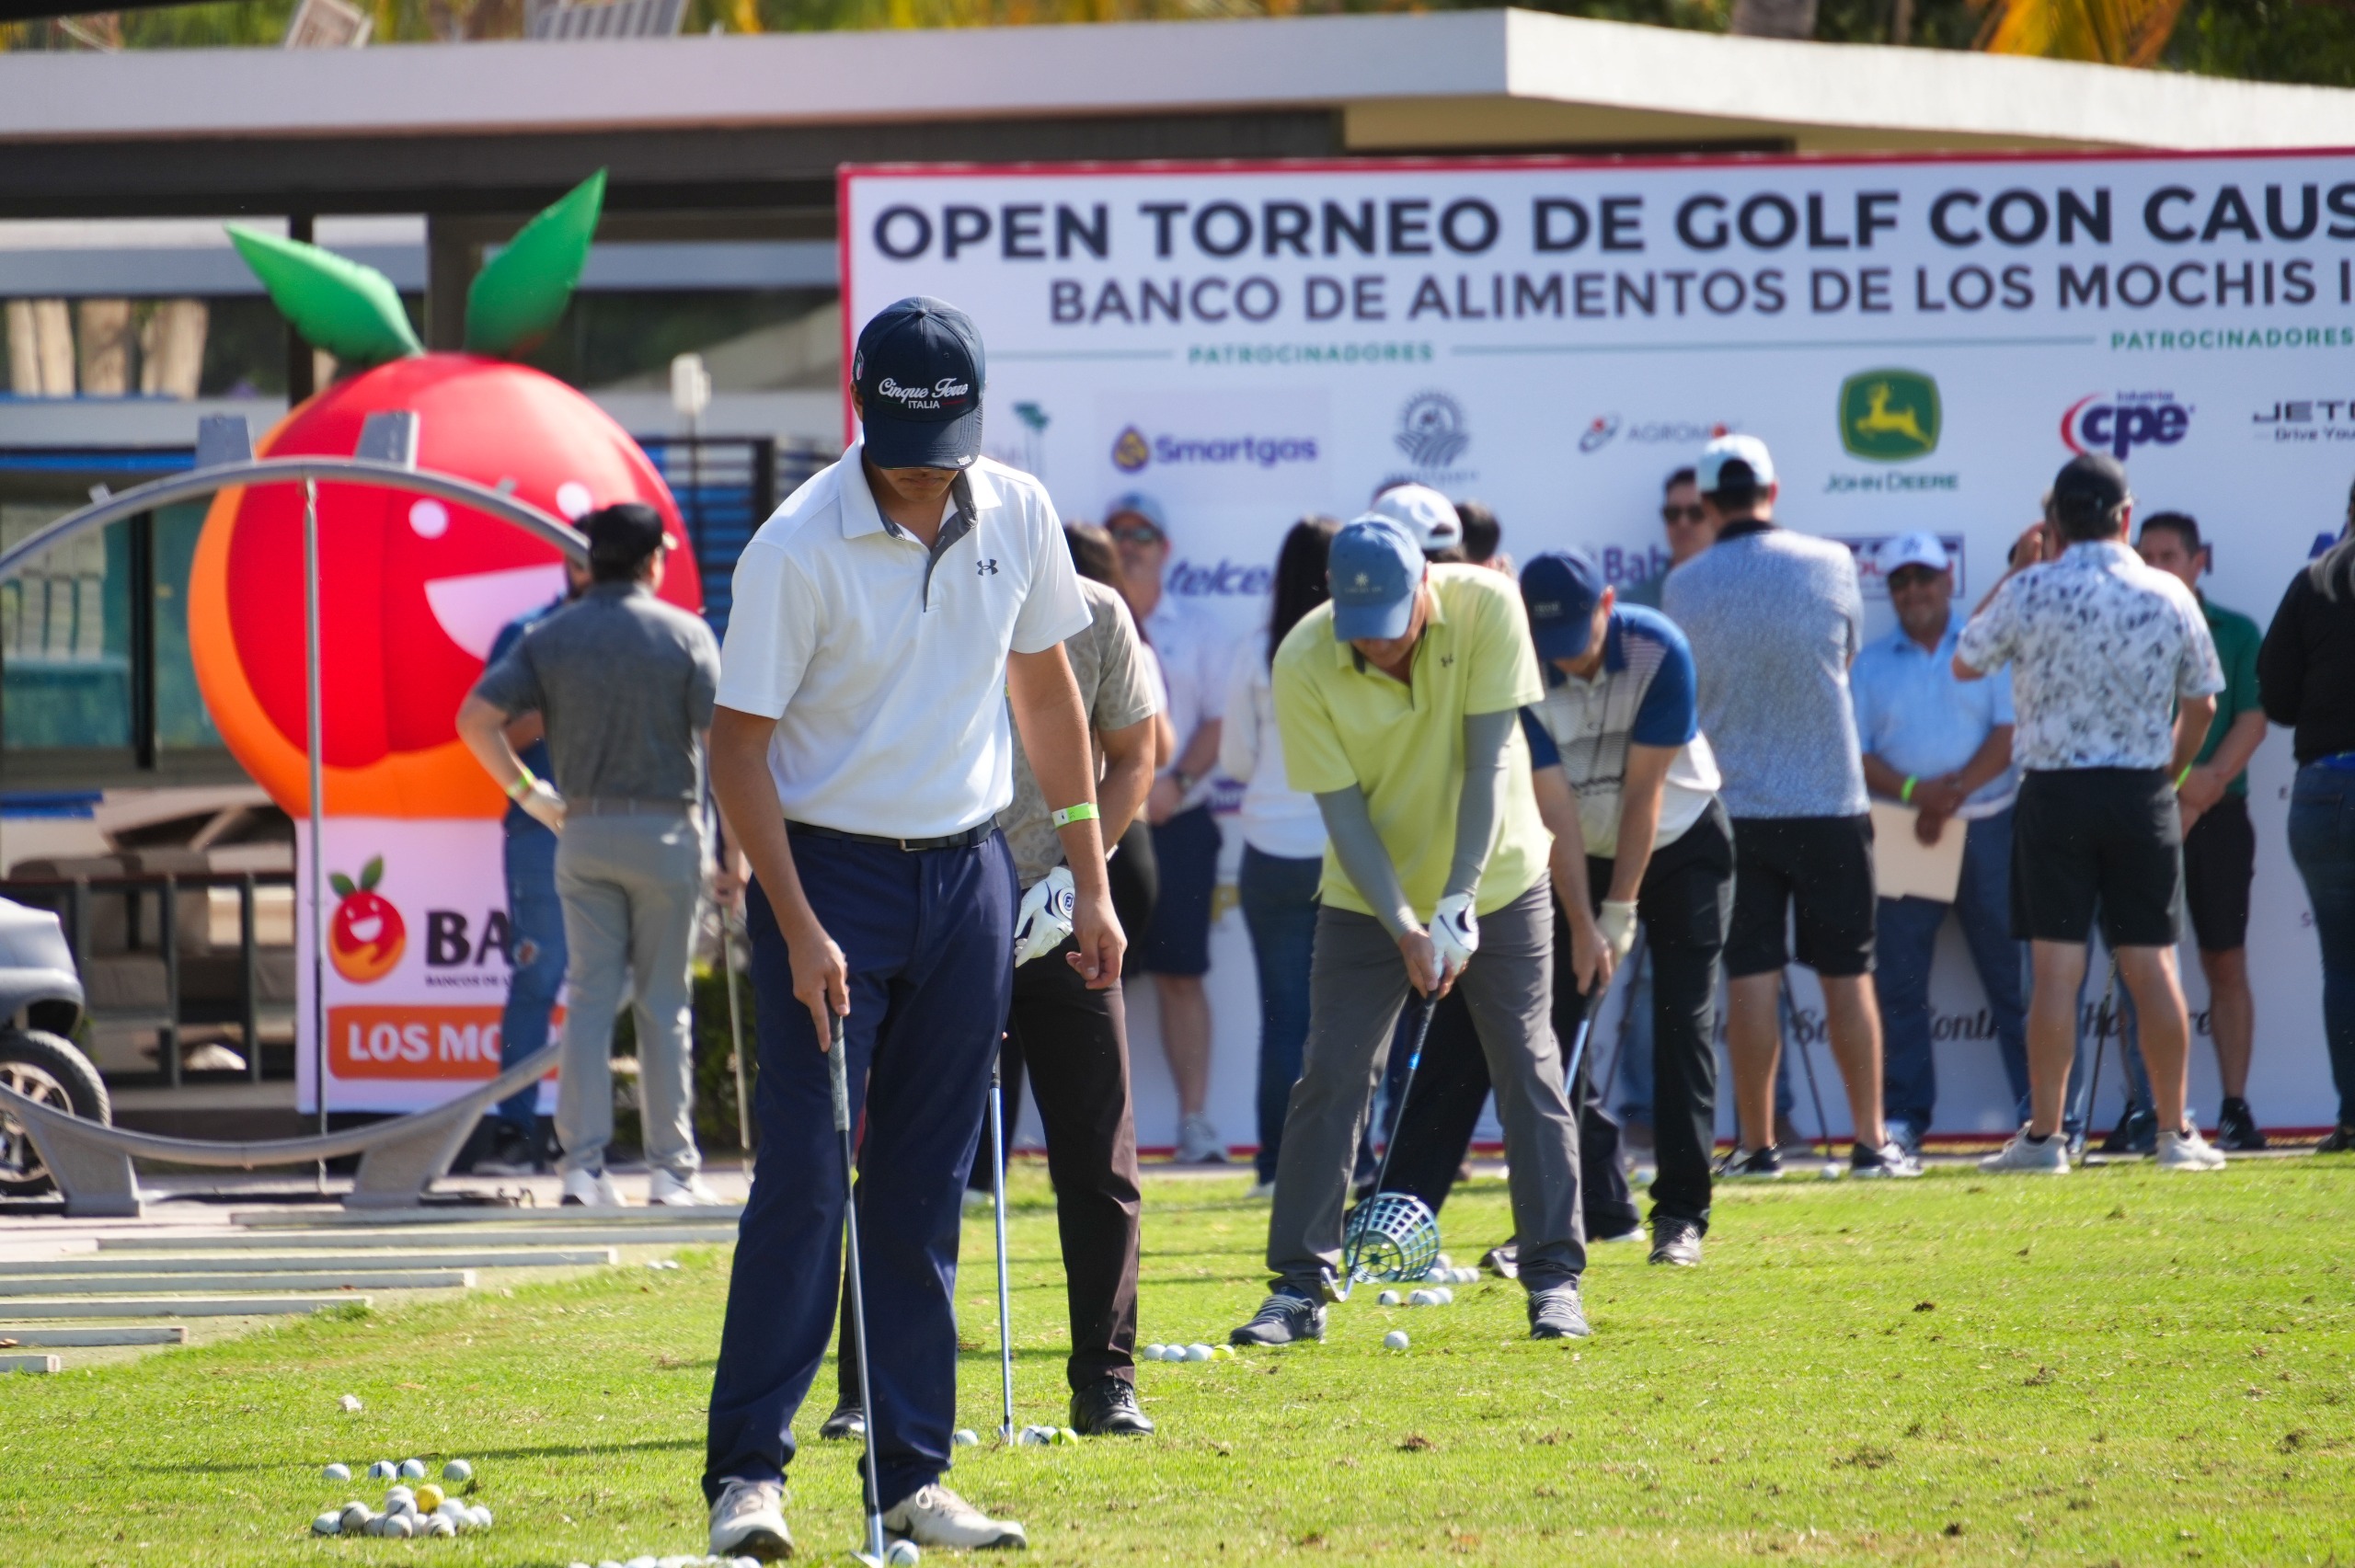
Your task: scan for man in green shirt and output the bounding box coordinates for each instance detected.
[1229,515,1591,1346]
[2138,513,2271,1150]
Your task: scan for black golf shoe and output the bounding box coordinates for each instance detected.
[2315,1125,2355,1154]
[1071,1375,1155,1436]
[2217,1096,2269,1151]
[1850,1139,1923,1179]
[1527,1280,1591,1340]
[2102,1105,2158,1155]
[817,1400,864,1440]
[1648,1220,1703,1267]
[1714,1145,1784,1181]
[1229,1288,1326,1346]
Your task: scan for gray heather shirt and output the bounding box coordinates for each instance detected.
[997,578,1159,885]
[471,581,720,805]
[1662,522,1867,819]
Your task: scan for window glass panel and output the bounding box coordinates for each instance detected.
[153,501,221,750]
[1,505,132,751]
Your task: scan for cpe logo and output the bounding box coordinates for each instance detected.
[327,856,405,984]
[1839,370,1940,462]
[2062,392,2190,460]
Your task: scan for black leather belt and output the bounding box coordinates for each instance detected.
[787,820,995,853]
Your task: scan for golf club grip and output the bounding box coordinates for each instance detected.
[828,1014,851,1133]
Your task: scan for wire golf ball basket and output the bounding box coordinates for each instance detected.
[1341,1190,1441,1285]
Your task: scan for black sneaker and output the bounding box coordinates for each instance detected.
[1071,1375,1155,1436]
[1714,1146,1784,1180]
[1527,1280,1591,1340]
[473,1123,546,1176]
[2315,1126,2355,1155]
[2102,1105,2158,1155]
[1481,1242,1520,1280]
[817,1401,865,1440]
[1648,1220,1702,1267]
[1229,1288,1326,1346]
[1850,1140,1923,1179]
[2217,1096,2269,1151]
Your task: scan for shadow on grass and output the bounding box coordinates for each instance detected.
[129,1436,704,1476]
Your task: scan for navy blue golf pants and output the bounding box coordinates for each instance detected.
[704,829,1016,1510]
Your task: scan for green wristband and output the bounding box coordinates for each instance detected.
[1050,802,1100,830]
[505,765,538,802]
[1900,775,1917,804]
[2175,764,2195,790]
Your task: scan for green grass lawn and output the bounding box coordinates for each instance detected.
[1,1160,2351,1566]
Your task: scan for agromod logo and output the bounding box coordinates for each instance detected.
[1394,392,1470,469]
[1839,370,1941,462]
[1108,423,1318,473]
[1579,415,1733,455]
[327,856,404,984]
[2062,392,2191,460]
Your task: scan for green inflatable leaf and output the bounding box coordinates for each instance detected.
[464,169,606,358]
[224,225,423,369]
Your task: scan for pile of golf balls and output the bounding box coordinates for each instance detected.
[1140,1343,1231,1362]
[1015,1425,1080,1446]
[312,1459,490,1539]
[1424,1265,1480,1286]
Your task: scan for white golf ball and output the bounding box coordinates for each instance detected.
[368,1460,396,1481]
[472,1506,494,1529]
[312,1513,342,1536]
[425,1515,456,1538]
[1424,1265,1449,1284]
[1407,1288,1435,1307]
[442,1458,473,1482]
[383,1513,416,1539]
[1143,1343,1166,1361]
[399,1458,428,1480]
[1433,1253,1453,1270]
[338,1503,372,1530]
[1384,1330,1409,1351]
[951,1428,979,1447]
[338,1393,363,1413]
[1432,1286,1453,1305]
[1821,1162,1844,1181]
[321,1461,351,1482]
[1457,1267,1481,1285]
[1184,1343,1213,1362]
[1017,1425,1051,1446]
[887,1540,923,1567]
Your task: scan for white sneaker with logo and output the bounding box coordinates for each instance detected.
[649,1169,722,1207]
[2157,1125,2228,1171]
[881,1483,1028,1551]
[559,1167,626,1207]
[1176,1115,1228,1164]
[707,1476,792,1560]
[1978,1130,2069,1174]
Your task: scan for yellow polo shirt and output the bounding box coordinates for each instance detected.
[1273,564,1550,923]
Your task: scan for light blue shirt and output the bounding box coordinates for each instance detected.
[1851,621,2018,817]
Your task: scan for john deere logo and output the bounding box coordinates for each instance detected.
[1840,370,1940,463]
[1111,426,1151,473]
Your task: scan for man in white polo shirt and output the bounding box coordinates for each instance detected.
[701,297,1116,1559]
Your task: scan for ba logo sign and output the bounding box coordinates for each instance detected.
[1839,370,1940,462]
[2062,392,2190,460]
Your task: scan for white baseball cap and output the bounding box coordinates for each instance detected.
[1878,532,1951,576]
[1695,433,1775,496]
[1368,483,1463,556]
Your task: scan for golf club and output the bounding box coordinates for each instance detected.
[828,1013,888,1568]
[987,1054,1017,1444]
[719,912,754,1171]
[1337,989,1440,1298]
[2073,950,2120,1162]
[1596,930,1647,1113]
[1781,978,1839,1165]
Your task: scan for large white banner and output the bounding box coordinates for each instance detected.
[845,152,2355,1148]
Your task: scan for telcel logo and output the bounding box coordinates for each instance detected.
[2062,392,2190,460]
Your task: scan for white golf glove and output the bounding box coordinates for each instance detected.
[1430,892,1479,981]
[1013,864,1077,967]
[518,779,567,833]
[1596,899,1638,966]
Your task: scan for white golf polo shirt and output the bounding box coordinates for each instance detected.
[717,445,1092,840]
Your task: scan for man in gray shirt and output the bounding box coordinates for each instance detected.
[459,502,726,1207]
[1663,435,1916,1181]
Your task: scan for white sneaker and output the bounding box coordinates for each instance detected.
[1176,1115,1228,1164]
[559,1167,626,1207]
[707,1476,792,1560]
[1244,1178,1275,1200]
[1978,1130,2069,1174]
[649,1169,722,1207]
[881,1483,1027,1551]
[2157,1125,2228,1171]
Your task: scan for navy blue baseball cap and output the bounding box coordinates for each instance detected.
[1328,515,1424,642]
[1521,550,1608,661]
[853,296,985,469]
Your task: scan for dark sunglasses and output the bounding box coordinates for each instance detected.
[1886,566,1945,590]
[1111,522,1165,546]
[1660,505,1706,525]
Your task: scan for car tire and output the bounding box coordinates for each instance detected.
[0,1028,110,1197]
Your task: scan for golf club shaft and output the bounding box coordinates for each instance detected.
[829,1015,886,1562]
[1562,1017,1594,1104]
[1345,990,1440,1285]
[2076,953,2118,1159]
[1598,929,1646,1108]
[1782,977,1837,1162]
[988,1059,1016,1442]
[719,915,754,1167]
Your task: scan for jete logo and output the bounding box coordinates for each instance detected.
[1395,392,1470,469]
[1839,370,1941,462]
[327,856,405,984]
[2062,392,2190,460]
[1111,426,1151,473]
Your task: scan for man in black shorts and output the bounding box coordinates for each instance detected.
[1662,436,1917,1179]
[1957,454,2228,1174]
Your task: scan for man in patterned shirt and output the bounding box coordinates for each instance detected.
[1955,452,2229,1174]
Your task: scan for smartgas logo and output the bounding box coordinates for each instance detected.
[1109,424,1319,473]
[2062,392,2191,460]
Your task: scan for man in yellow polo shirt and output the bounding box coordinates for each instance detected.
[1229,514,1591,1345]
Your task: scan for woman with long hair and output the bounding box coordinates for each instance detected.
[1220,514,1340,1196]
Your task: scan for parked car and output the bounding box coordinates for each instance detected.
[0,895,110,1196]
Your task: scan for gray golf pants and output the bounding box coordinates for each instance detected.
[553,809,706,1179]
[1264,880,1586,1293]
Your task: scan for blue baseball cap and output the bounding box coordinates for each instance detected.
[853,296,985,469]
[1521,550,1608,661]
[1328,515,1424,642]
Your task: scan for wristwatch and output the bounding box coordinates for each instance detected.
[1169,769,1196,793]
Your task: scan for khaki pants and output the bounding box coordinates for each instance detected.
[1263,880,1586,1293]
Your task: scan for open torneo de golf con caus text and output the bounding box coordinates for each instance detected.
[863,179,2355,326]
